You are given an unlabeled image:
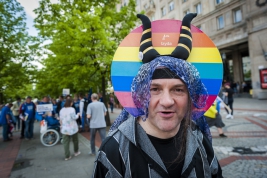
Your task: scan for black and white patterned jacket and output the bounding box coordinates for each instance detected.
[92,117,223,178]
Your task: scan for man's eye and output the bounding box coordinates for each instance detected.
[175,88,184,92]
[150,88,158,92]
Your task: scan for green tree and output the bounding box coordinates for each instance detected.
[34,0,137,125]
[0,0,38,103]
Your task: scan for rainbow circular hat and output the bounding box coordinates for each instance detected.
[111,13,223,119]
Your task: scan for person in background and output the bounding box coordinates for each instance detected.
[87,93,107,156]
[20,96,36,140]
[56,96,64,114]
[19,103,25,139]
[85,93,90,103]
[39,96,49,105]
[109,93,115,113]
[204,99,227,138]
[59,99,80,161]
[223,83,234,119]
[242,81,247,93]
[79,93,89,132]
[73,95,81,127]
[0,102,13,142]
[45,111,60,127]
[98,92,103,102]
[38,96,51,121]
[11,97,22,131]
[51,99,58,114]
[232,82,237,94]
[236,82,240,96]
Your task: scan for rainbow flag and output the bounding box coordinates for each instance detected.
[111,20,223,117]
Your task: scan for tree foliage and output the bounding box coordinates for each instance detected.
[34,0,137,98]
[0,0,38,103]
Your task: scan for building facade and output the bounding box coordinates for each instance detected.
[118,0,267,99]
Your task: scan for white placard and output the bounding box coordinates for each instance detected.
[37,104,53,112]
[62,88,70,96]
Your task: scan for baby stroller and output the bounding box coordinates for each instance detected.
[37,112,62,147]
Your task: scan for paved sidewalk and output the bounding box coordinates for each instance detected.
[0,133,21,178]
[0,97,266,178]
[212,97,267,178]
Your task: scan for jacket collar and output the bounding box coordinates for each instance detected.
[118,116,168,173]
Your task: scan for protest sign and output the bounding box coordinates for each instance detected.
[37,104,53,112]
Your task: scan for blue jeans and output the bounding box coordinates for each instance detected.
[90,127,106,154]
[25,119,34,139]
[81,111,89,131]
[15,116,20,130]
[110,104,114,112]
[2,124,8,141]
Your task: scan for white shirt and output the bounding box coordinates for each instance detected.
[79,99,84,117]
[59,107,79,135]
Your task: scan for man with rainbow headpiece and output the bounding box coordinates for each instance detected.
[92,13,223,178]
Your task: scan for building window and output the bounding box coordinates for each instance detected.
[184,9,190,16]
[144,4,148,9]
[182,0,187,3]
[169,1,174,12]
[161,6,167,17]
[233,8,242,23]
[217,15,224,29]
[151,14,155,21]
[216,0,223,4]
[195,3,202,14]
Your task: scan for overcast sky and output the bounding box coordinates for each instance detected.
[17,0,58,36]
[17,0,39,36]
[17,0,58,69]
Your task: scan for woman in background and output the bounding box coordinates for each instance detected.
[109,94,115,113]
[59,99,80,161]
[204,99,227,138]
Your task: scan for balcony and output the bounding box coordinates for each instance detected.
[144,1,156,15]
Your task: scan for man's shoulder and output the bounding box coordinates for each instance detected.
[99,130,122,151]
[66,107,75,112]
[89,101,102,106]
[2,106,8,112]
[100,127,133,153]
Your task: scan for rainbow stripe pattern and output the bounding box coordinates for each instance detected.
[111,20,223,117]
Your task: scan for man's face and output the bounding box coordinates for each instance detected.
[43,97,48,103]
[146,78,189,136]
[26,98,31,103]
[225,84,230,89]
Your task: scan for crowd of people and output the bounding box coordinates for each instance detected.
[0,92,113,160]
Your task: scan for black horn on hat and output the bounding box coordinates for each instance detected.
[171,13,197,60]
[137,14,160,63]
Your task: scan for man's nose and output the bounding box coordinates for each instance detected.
[159,90,174,108]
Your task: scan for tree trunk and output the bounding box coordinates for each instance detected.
[0,92,3,104]
[102,74,111,126]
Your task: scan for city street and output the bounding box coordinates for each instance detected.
[0,97,266,178]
